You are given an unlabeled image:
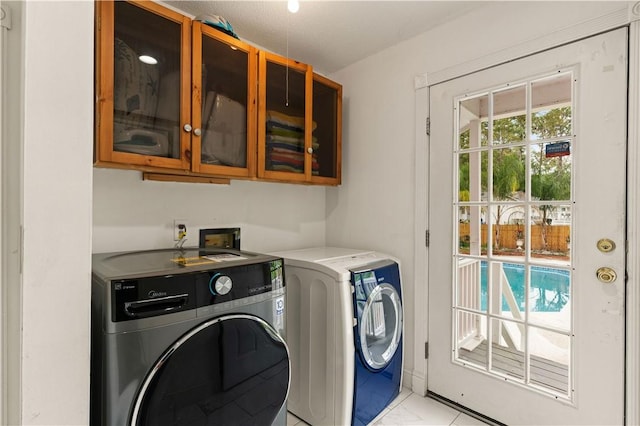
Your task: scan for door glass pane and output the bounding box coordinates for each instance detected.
[529,266,571,329]
[200,35,249,168]
[135,316,289,425]
[493,85,526,145]
[456,258,484,312]
[265,61,307,174]
[529,326,570,396]
[489,262,526,319]
[531,74,572,140]
[492,146,525,202]
[530,143,572,202]
[313,78,339,178]
[455,310,487,369]
[459,151,488,202]
[490,318,525,382]
[458,206,488,255]
[491,204,526,258]
[459,152,470,199]
[530,203,572,265]
[458,94,489,149]
[113,2,181,158]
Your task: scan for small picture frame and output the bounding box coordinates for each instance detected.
[199,227,241,250]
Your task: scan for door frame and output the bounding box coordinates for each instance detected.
[413,9,640,425]
[0,3,21,425]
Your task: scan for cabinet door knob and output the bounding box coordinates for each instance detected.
[307,147,313,154]
[193,128,202,136]
[183,124,193,133]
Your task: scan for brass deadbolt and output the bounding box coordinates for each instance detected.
[597,238,616,253]
[596,267,617,284]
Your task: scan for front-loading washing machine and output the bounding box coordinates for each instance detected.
[90,247,289,426]
[271,247,403,426]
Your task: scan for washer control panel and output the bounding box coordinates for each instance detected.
[196,259,284,308]
[110,258,284,322]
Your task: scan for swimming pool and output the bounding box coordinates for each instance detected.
[480,262,570,312]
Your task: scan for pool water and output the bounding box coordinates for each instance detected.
[480,262,570,312]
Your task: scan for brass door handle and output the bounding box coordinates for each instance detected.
[597,238,616,253]
[596,267,617,284]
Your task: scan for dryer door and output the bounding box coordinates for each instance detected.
[353,270,403,370]
[130,314,289,426]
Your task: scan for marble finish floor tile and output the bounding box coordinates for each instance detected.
[287,389,489,426]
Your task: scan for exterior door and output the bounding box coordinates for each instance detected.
[428,28,626,425]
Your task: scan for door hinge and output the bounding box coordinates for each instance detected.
[426,117,431,136]
[425,229,430,247]
[425,341,429,359]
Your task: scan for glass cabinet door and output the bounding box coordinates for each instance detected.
[258,52,312,182]
[95,0,191,170]
[312,73,342,185]
[191,22,257,178]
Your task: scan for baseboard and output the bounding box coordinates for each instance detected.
[404,368,427,396]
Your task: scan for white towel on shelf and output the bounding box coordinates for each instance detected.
[201,94,246,167]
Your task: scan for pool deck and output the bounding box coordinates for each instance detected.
[459,340,569,395]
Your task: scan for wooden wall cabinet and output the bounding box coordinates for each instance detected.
[257,52,342,185]
[95,0,341,185]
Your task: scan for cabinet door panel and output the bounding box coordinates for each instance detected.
[191,22,257,178]
[258,52,312,182]
[96,0,190,170]
[311,73,342,185]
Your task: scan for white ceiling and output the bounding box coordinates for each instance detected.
[165,1,483,75]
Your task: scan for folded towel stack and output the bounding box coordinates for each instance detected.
[265,110,319,175]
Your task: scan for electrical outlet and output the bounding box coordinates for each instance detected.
[173,219,188,241]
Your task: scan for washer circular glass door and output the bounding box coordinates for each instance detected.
[358,283,403,370]
[131,314,290,425]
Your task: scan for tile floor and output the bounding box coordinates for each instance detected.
[286,388,489,426]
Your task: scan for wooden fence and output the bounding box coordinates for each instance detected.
[459,223,570,252]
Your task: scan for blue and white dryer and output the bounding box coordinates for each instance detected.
[273,247,403,426]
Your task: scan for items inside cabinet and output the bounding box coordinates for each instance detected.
[264,60,310,175]
[199,33,250,168]
[112,1,182,159]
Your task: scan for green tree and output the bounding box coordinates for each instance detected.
[457,106,571,251]
[531,107,572,249]
[491,116,526,248]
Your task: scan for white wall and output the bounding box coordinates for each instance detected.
[93,169,327,253]
[20,1,93,424]
[328,0,630,388]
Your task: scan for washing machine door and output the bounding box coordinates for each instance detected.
[352,266,403,371]
[130,314,289,426]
